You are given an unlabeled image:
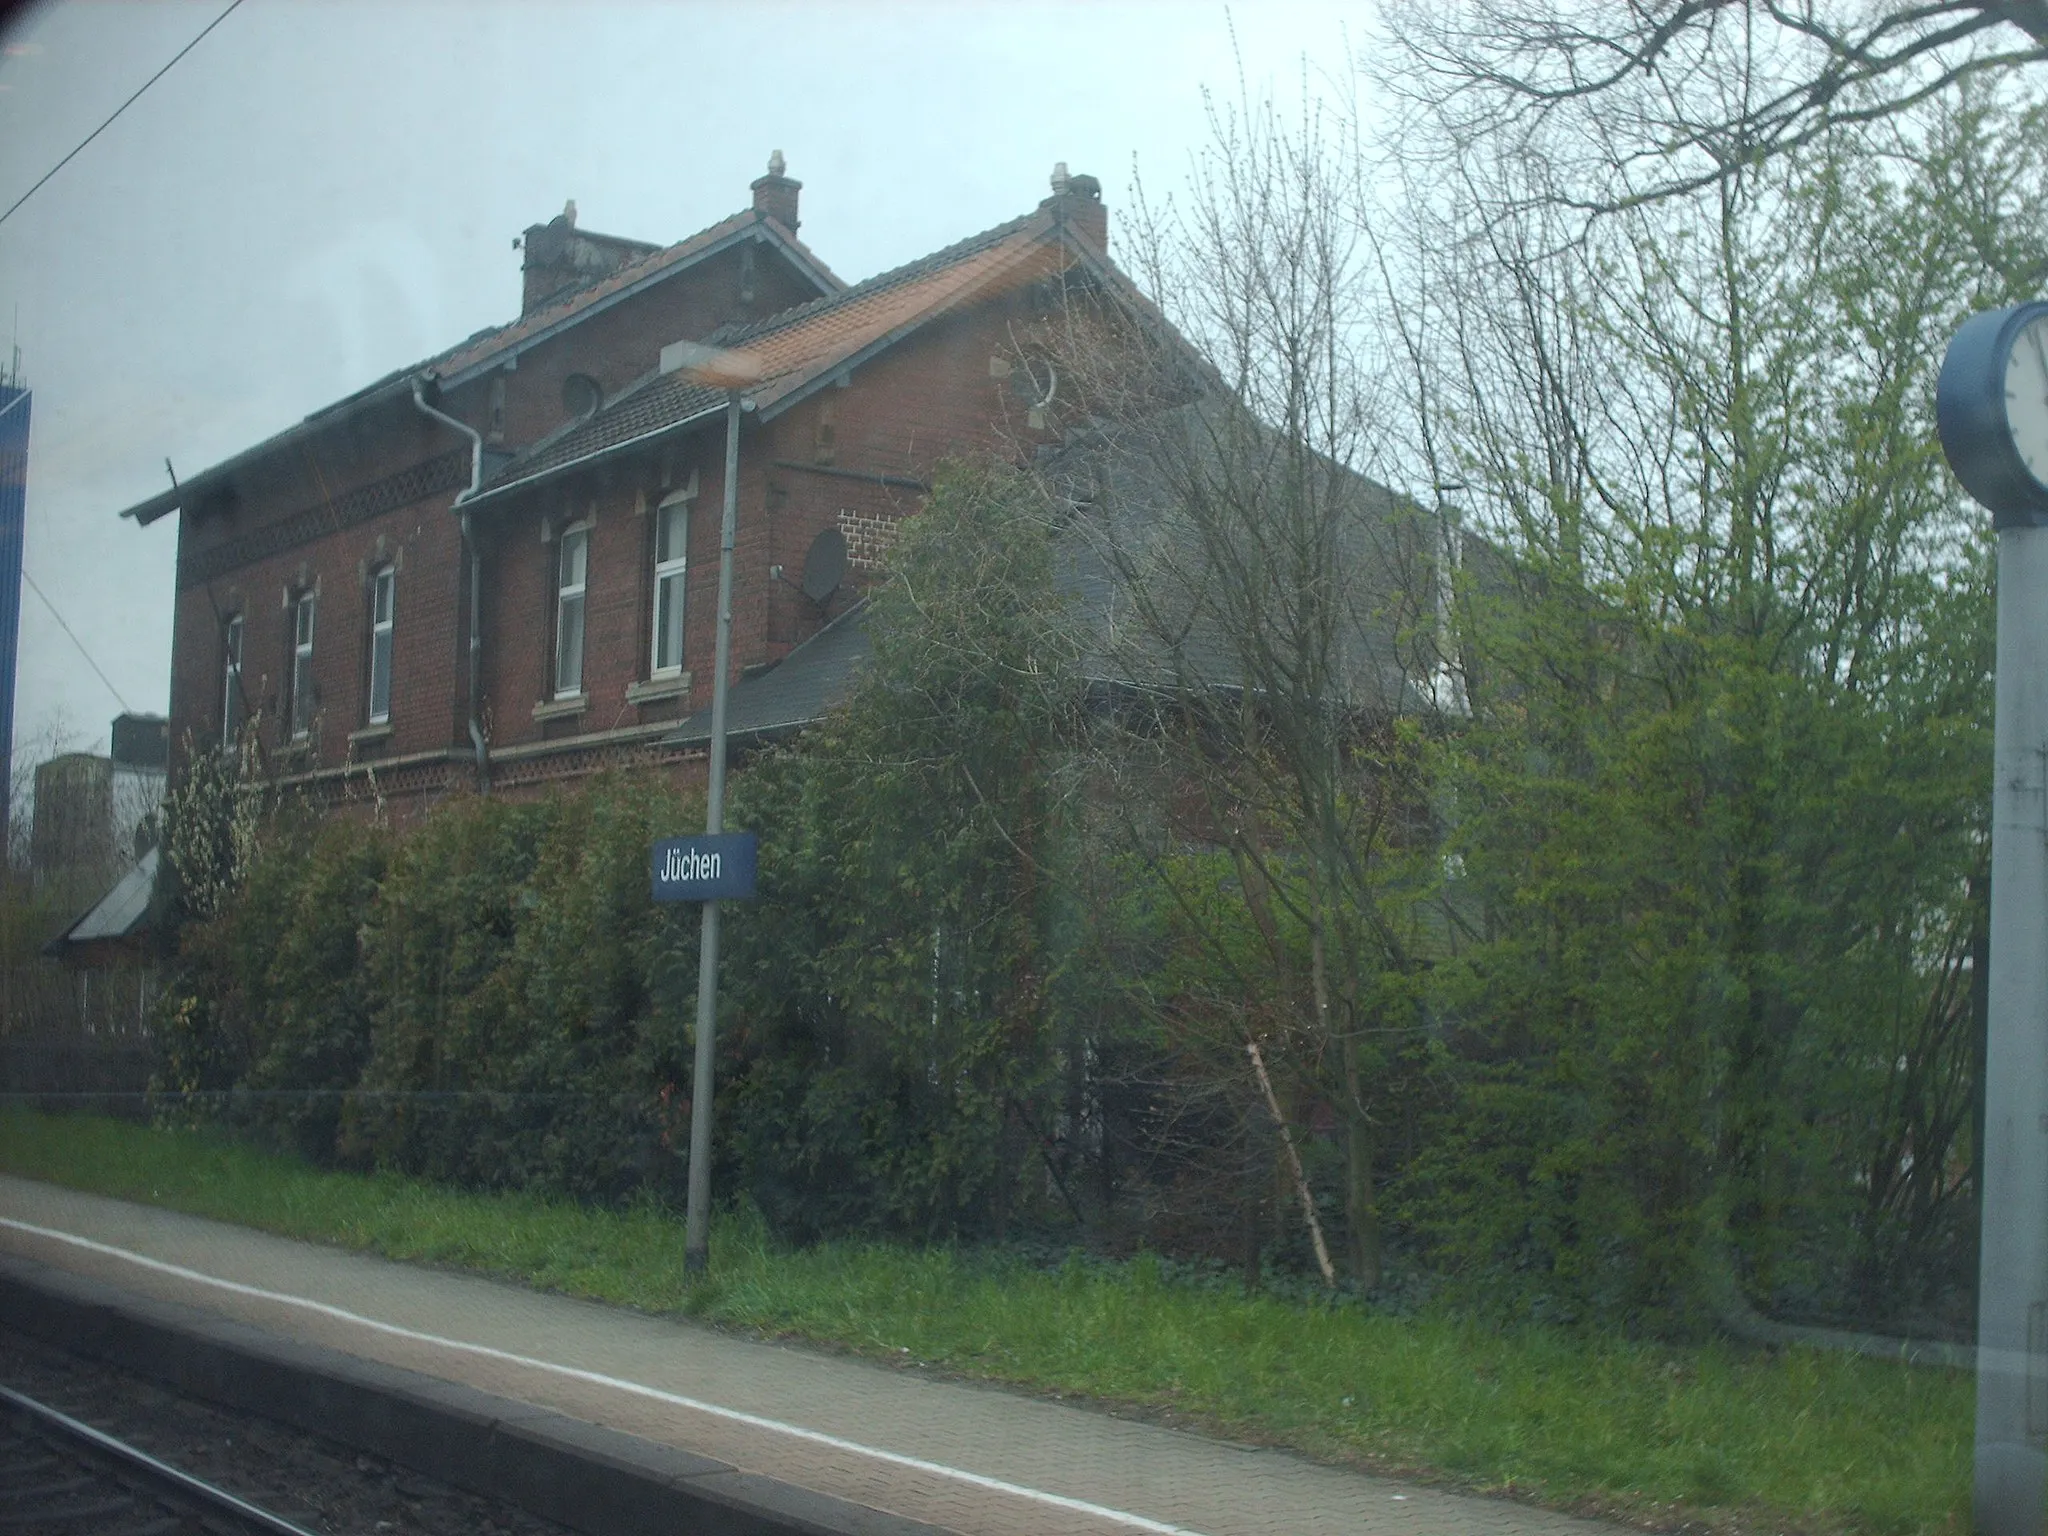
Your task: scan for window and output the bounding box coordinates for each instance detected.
[289,591,317,740]
[554,524,588,698]
[220,614,244,750]
[368,567,395,724]
[650,495,688,675]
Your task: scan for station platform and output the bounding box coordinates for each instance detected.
[0,1174,1620,1536]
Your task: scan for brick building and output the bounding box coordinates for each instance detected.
[119,157,1121,806]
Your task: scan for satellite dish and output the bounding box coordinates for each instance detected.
[801,527,847,603]
[1023,357,1058,409]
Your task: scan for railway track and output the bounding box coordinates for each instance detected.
[0,1383,321,1536]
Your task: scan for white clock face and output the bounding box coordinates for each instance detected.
[2008,312,2048,492]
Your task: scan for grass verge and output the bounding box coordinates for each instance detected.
[0,1109,1965,1536]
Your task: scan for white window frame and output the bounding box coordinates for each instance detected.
[368,566,395,725]
[221,614,244,751]
[289,591,318,741]
[554,523,590,700]
[650,492,689,677]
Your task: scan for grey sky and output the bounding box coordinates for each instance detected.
[0,0,1356,769]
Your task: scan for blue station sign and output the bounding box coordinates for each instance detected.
[650,832,759,902]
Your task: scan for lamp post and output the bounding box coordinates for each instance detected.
[663,342,762,1275]
[1936,300,2048,1536]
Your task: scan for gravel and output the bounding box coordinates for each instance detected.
[0,1326,582,1536]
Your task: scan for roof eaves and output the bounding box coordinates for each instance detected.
[122,373,419,525]
[669,714,805,749]
[461,399,729,510]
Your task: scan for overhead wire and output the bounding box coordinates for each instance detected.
[0,0,247,231]
[20,568,135,715]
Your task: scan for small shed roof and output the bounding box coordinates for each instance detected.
[45,847,158,963]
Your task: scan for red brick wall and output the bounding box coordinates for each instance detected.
[472,433,769,745]
[165,230,827,787]
[168,398,469,774]
[466,287,1068,751]
[171,491,467,766]
[164,235,1080,814]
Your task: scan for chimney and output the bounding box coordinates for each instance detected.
[1041,162,1107,251]
[519,198,646,316]
[751,150,801,233]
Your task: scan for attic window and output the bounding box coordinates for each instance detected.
[562,373,602,421]
[813,397,836,464]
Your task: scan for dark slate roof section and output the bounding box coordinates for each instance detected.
[669,600,873,747]
[1050,404,1429,715]
[473,369,730,495]
[664,404,1449,756]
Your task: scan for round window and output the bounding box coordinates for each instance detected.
[562,373,602,420]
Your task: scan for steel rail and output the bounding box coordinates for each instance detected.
[0,1383,321,1536]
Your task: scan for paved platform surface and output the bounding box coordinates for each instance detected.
[0,1174,1620,1536]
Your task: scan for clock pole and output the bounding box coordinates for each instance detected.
[1976,523,2048,1535]
[1939,302,2048,1536]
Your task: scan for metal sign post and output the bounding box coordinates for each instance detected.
[676,372,751,1274]
[1937,300,2048,1536]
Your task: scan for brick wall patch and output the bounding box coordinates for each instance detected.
[836,506,901,571]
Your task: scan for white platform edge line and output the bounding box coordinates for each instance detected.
[0,1215,1206,1536]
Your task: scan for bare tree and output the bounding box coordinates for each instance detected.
[1374,1,2048,218]
[1044,86,1450,1288]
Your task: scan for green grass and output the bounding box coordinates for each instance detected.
[0,1110,1967,1536]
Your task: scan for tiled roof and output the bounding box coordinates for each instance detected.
[707,207,1034,350]
[490,370,731,487]
[472,208,1070,503]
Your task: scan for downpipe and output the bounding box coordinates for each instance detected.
[410,379,490,789]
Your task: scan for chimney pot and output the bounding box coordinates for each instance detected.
[751,151,802,232]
